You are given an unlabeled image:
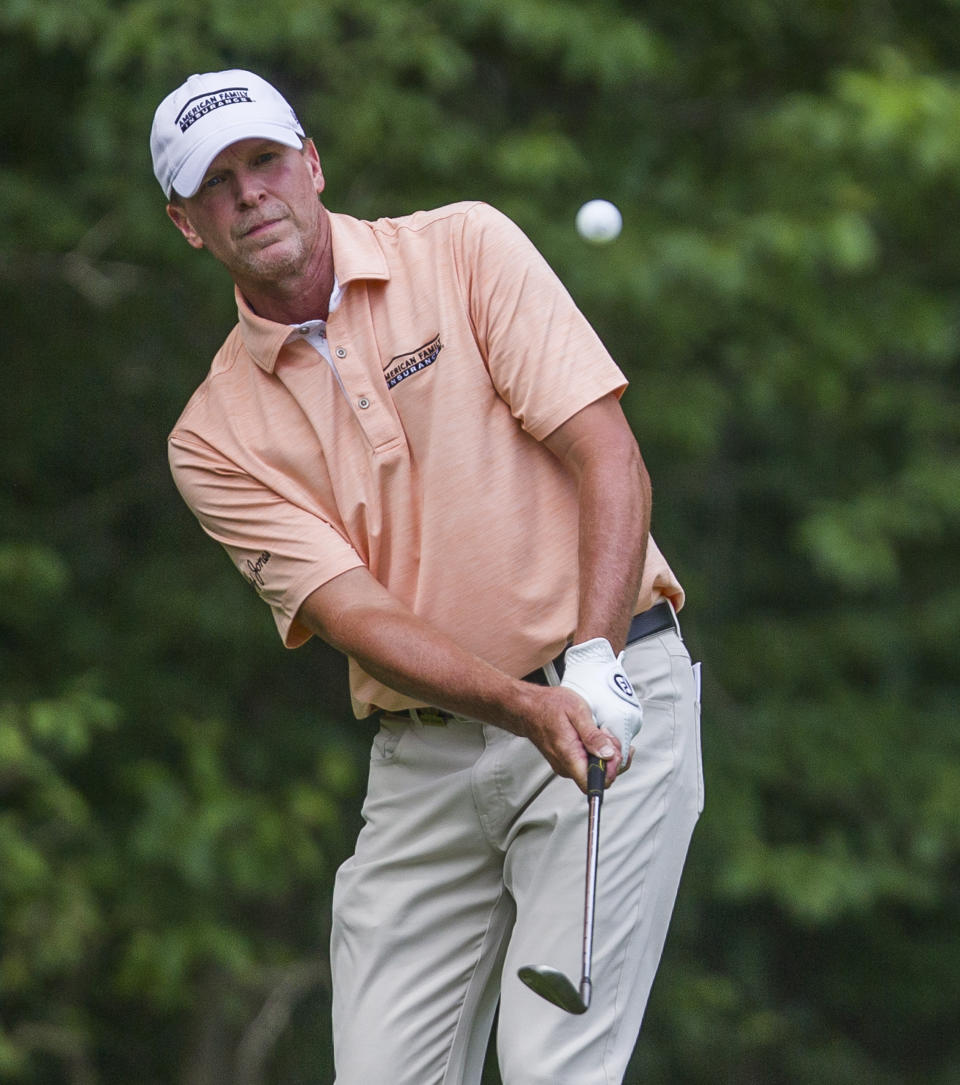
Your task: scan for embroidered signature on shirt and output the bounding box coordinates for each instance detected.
[243,551,272,591]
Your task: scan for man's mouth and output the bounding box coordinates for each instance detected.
[240,216,285,239]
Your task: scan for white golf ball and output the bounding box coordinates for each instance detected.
[576,199,622,243]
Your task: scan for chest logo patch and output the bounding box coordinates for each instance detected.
[384,333,443,389]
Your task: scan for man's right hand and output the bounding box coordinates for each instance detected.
[511,683,622,792]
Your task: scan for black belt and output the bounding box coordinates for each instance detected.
[522,600,678,686]
[401,601,679,724]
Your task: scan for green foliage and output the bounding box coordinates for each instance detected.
[2,0,959,1082]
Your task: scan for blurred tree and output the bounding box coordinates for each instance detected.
[1,0,958,1082]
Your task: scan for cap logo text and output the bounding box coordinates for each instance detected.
[177,87,254,132]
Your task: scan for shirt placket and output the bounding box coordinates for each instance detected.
[326,336,403,454]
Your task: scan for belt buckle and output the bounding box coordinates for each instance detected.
[416,708,449,727]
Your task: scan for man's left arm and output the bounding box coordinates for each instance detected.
[542,391,651,651]
[542,391,651,770]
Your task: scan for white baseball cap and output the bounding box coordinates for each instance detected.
[150,69,305,198]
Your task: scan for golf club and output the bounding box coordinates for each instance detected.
[518,754,605,1014]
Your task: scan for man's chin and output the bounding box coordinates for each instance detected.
[239,240,305,280]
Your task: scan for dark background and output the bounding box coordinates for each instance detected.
[2,1,958,1081]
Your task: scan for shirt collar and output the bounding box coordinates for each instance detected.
[236,210,391,373]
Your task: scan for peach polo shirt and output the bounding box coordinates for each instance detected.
[168,201,683,716]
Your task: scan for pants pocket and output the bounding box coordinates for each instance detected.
[370,715,409,763]
[692,661,704,813]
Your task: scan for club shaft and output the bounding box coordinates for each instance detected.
[581,793,601,987]
[580,755,605,1002]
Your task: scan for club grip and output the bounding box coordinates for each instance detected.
[586,755,606,798]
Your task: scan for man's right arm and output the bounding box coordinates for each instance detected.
[167,431,613,783]
[295,566,621,790]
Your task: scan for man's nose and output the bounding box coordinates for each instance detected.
[234,171,265,206]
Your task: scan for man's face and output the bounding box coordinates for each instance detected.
[166,138,326,285]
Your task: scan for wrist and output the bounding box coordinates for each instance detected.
[564,637,616,667]
[476,675,547,737]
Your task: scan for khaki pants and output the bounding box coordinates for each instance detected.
[331,628,703,1085]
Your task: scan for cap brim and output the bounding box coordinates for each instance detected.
[170,123,304,198]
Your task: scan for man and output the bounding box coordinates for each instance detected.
[151,69,703,1085]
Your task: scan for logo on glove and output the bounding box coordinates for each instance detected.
[613,673,636,700]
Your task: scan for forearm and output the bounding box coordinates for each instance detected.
[305,584,536,731]
[295,568,621,789]
[573,440,650,651]
[543,394,652,653]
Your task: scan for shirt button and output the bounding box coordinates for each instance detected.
[335,347,347,358]
[298,325,310,335]
[358,397,371,409]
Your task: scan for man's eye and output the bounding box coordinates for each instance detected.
[202,175,223,190]
[255,152,276,165]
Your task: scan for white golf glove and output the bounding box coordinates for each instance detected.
[561,638,643,771]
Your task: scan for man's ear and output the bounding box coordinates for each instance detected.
[166,202,205,250]
[302,139,325,196]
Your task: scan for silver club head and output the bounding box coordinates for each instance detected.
[517,964,591,1015]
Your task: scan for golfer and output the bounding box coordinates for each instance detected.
[151,69,703,1085]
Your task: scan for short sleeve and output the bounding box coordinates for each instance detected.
[168,432,365,647]
[459,203,627,440]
